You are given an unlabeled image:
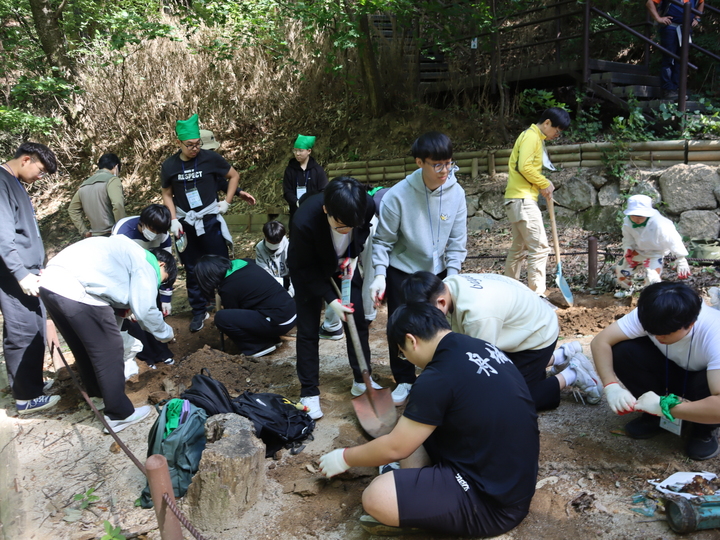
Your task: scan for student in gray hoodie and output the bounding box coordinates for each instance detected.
[370,132,467,405]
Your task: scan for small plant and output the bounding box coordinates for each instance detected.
[74,486,100,509]
[569,93,603,141]
[101,521,126,540]
[609,97,655,142]
[518,88,567,117]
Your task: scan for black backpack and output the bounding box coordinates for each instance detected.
[180,368,234,416]
[140,399,207,508]
[232,392,315,457]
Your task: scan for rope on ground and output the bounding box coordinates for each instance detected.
[50,342,206,540]
[466,250,720,264]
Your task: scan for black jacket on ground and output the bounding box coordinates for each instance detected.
[288,192,375,305]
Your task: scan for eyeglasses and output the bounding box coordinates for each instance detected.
[293,148,309,154]
[31,158,47,178]
[182,141,203,150]
[429,161,456,173]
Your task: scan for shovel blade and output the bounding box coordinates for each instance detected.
[555,263,574,307]
[352,380,397,438]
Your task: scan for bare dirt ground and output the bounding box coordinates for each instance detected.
[3,227,720,540]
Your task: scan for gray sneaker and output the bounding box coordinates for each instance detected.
[568,353,602,405]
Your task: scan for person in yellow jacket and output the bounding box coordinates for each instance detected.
[504,108,570,296]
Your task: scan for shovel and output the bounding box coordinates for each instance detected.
[547,198,574,307]
[330,279,397,438]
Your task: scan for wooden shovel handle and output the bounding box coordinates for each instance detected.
[547,197,562,265]
[330,279,370,374]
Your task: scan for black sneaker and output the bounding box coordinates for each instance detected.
[319,326,343,340]
[624,413,662,439]
[189,312,209,333]
[686,427,720,461]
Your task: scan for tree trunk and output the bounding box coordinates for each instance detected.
[357,14,385,117]
[27,0,76,79]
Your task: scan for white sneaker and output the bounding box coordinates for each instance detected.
[299,396,323,420]
[391,383,412,406]
[351,378,383,397]
[249,345,277,358]
[103,405,152,434]
[548,341,583,376]
[568,354,602,405]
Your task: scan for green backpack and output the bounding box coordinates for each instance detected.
[140,399,207,508]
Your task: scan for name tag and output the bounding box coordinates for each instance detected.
[296,186,307,200]
[660,417,682,436]
[186,187,202,209]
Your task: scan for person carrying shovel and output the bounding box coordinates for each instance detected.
[319,302,539,537]
[287,176,378,420]
[504,107,571,297]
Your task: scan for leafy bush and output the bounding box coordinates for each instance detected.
[518,89,567,118]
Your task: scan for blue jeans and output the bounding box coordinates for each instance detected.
[658,24,691,91]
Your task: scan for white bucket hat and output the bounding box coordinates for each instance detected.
[624,194,655,217]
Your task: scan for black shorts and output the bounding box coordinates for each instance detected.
[394,463,531,537]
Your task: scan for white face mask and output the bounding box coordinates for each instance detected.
[142,227,157,242]
[264,241,281,251]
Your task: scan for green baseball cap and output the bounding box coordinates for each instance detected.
[176,114,201,141]
[293,134,316,150]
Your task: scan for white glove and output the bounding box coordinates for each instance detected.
[319,448,350,478]
[676,258,690,279]
[161,302,172,316]
[170,219,183,237]
[635,391,662,416]
[604,382,636,414]
[217,200,229,214]
[369,274,386,306]
[328,298,354,322]
[339,257,358,279]
[18,274,40,296]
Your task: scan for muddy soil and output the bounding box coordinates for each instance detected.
[2,227,720,540]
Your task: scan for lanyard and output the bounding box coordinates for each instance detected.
[298,169,309,188]
[665,328,694,398]
[180,157,198,190]
[424,184,443,250]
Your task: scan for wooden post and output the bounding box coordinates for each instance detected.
[146,455,184,540]
[588,236,598,289]
[471,157,478,180]
[489,151,496,178]
[46,320,64,371]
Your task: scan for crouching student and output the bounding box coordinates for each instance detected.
[403,271,602,409]
[615,194,690,294]
[194,255,296,358]
[113,203,176,367]
[254,220,293,296]
[39,236,176,433]
[319,302,539,537]
[592,282,720,460]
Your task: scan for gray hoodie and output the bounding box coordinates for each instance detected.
[372,167,467,276]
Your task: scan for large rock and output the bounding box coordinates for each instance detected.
[553,206,581,229]
[588,173,609,189]
[554,176,597,211]
[581,206,623,233]
[659,164,720,214]
[185,414,266,533]
[477,181,508,220]
[598,182,622,206]
[628,181,661,204]
[467,212,496,231]
[465,195,479,217]
[677,210,720,240]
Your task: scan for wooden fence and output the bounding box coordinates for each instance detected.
[325,140,720,183]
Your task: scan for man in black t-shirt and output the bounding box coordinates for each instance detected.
[161,114,256,332]
[319,303,539,538]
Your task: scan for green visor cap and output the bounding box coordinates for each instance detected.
[294,134,316,150]
[176,114,201,141]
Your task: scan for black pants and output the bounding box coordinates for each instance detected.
[122,320,173,366]
[40,289,134,420]
[295,271,371,397]
[215,309,295,356]
[613,337,719,435]
[504,339,560,411]
[386,266,447,385]
[179,217,229,317]
[0,276,46,400]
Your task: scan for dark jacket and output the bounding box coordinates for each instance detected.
[288,192,375,304]
[282,157,328,212]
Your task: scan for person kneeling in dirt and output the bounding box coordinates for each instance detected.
[614,194,690,296]
[591,281,720,460]
[319,302,539,537]
[39,236,176,433]
[194,255,296,358]
[403,271,603,409]
[112,204,176,368]
[288,176,377,420]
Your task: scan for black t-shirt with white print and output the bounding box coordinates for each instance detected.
[161,149,231,213]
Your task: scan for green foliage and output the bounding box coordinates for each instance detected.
[11,76,80,107]
[569,93,603,141]
[101,521,126,540]
[0,107,61,136]
[658,99,720,138]
[518,89,567,118]
[609,98,655,142]
[73,486,100,510]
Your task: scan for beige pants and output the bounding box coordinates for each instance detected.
[504,198,550,295]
